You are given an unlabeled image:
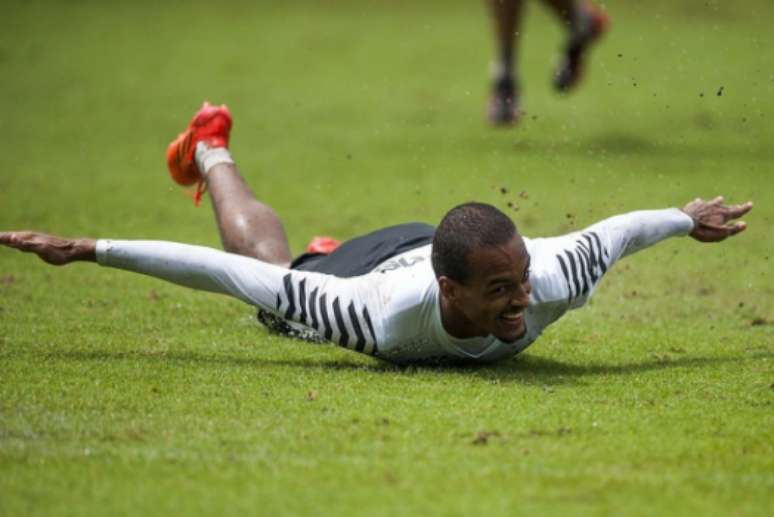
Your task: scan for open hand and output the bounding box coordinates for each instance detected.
[681,196,753,242]
[0,231,96,265]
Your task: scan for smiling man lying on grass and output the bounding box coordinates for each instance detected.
[0,104,753,364]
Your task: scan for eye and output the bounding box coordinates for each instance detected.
[522,268,531,282]
[489,285,508,296]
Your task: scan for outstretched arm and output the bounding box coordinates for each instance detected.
[0,231,313,307]
[588,196,752,262]
[1,232,383,353]
[537,196,753,307]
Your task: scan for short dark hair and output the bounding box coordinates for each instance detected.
[431,202,517,283]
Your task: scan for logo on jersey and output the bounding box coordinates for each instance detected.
[374,255,425,273]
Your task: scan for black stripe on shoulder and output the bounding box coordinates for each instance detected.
[362,306,377,353]
[581,234,599,283]
[298,278,307,325]
[574,248,590,296]
[556,254,573,302]
[589,231,608,272]
[282,274,296,319]
[332,297,349,347]
[580,238,598,292]
[563,250,582,298]
[309,287,319,330]
[319,292,332,340]
[348,301,366,352]
[574,240,593,293]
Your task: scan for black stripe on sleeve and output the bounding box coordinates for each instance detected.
[564,250,582,298]
[582,234,600,283]
[589,232,608,273]
[319,293,333,340]
[577,240,594,286]
[574,248,590,296]
[309,287,319,330]
[576,238,597,286]
[348,301,366,352]
[332,297,350,347]
[298,279,308,325]
[275,293,281,311]
[556,254,573,302]
[282,274,296,319]
[362,307,378,354]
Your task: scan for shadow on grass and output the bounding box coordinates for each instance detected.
[43,348,772,387]
[469,352,774,386]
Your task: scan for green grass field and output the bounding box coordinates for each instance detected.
[1,0,773,515]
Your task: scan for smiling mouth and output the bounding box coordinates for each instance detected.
[497,312,527,341]
[499,312,524,325]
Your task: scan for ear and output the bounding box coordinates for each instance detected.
[438,276,460,301]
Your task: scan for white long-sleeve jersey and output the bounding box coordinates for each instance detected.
[95,208,694,363]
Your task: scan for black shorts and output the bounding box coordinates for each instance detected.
[290,222,435,277]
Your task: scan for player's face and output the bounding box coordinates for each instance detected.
[448,236,532,343]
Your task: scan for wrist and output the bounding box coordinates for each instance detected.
[679,208,698,233]
[72,238,98,262]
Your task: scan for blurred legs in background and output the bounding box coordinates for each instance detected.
[486,0,609,126]
[487,0,525,125]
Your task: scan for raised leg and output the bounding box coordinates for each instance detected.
[166,103,294,267]
[205,162,292,267]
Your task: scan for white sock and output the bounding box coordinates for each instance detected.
[195,142,234,177]
[490,54,514,82]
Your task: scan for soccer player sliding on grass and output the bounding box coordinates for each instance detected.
[0,104,753,364]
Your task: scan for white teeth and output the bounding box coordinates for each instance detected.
[501,313,522,321]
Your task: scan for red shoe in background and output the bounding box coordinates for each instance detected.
[306,236,341,255]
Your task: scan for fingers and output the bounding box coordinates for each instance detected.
[697,221,732,233]
[0,232,44,253]
[728,221,747,236]
[0,232,23,248]
[715,221,747,240]
[724,201,753,219]
[695,219,748,242]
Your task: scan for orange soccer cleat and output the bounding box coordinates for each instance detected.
[166,102,232,205]
[305,236,341,255]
